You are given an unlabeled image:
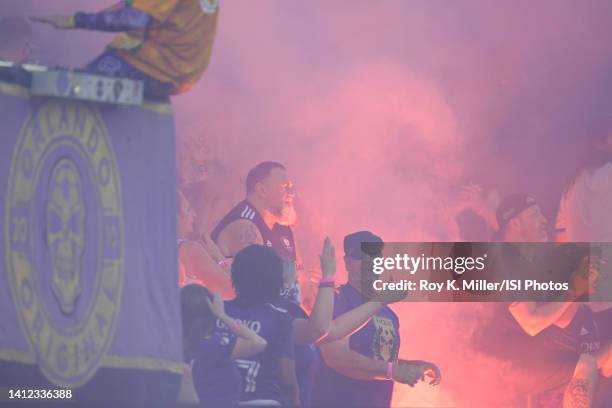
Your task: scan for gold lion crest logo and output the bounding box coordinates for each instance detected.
[6,100,124,387]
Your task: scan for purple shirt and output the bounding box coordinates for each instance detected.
[222,298,295,403]
[191,331,243,405]
[313,284,400,407]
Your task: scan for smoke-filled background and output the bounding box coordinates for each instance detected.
[4,1,612,406]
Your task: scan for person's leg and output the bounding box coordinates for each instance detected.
[84,49,174,99]
[85,49,127,77]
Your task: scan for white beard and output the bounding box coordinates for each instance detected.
[277,204,297,227]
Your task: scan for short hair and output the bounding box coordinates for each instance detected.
[246,162,285,194]
[231,245,283,304]
[180,284,215,362]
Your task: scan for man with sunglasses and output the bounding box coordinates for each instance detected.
[312,231,441,408]
[212,161,300,305]
[474,193,610,406]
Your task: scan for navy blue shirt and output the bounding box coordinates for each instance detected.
[276,299,320,407]
[222,298,295,403]
[541,305,602,356]
[211,200,302,304]
[191,332,243,406]
[313,284,400,407]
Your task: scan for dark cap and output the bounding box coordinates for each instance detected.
[343,231,383,260]
[496,194,538,230]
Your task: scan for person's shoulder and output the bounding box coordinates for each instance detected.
[275,299,307,319]
[227,217,259,231]
[265,302,289,315]
[263,303,296,326]
[273,223,294,234]
[179,239,204,251]
[178,239,205,259]
[217,218,263,249]
[336,284,358,300]
[332,284,362,312]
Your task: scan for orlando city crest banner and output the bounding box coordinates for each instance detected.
[0,82,182,403]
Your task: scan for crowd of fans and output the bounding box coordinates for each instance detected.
[2,2,611,406]
[176,162,442,406]
[176,158,611,407]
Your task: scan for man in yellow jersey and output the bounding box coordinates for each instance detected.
[32,0,219,97]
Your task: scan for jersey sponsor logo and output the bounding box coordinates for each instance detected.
[265,240,273,247]
[200,0,220,15]
[372,316,398,362]
[580,327,589,336]
[281,236,292,250]
[6,100,124,387]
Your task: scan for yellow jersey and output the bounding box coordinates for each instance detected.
[110,0,219,92]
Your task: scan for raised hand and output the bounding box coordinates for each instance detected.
[319,237,336,278]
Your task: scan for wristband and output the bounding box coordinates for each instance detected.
[318,282,335,289]
[386,362,394,380]
[320,276,335,284]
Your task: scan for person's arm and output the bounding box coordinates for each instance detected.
[292,237,335,344]
[207,294,267,359]
[563,353,599,408]
[318,337,437,385]
[508,301,578,336]
[509,255,597,337]
[30,6,151,31]
[216,219,264,257]
[177,362,199,403]
[278,358,300,406]
[319,337,390,380]
[318,301,385,344]
[180,241,235,299]
[200,232,233,270]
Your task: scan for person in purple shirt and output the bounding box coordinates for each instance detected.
[222,238,405,405]
[180,284,267,405]
[221,244,300,405]
[313,231,441,408]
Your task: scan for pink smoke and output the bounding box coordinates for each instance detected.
[7,1,612,405]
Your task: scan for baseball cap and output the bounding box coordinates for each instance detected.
[343,231,383,260]
[496,194,538,230]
